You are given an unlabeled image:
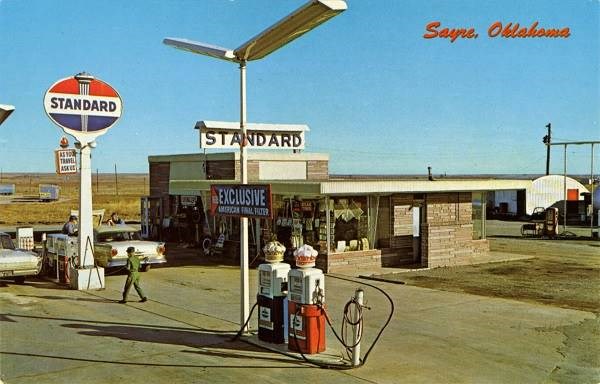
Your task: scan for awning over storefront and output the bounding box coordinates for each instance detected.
[169,178,531,197]
[319,179,532,195]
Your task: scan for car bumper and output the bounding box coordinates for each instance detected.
[106,257,167,268]
[0,268,40,278]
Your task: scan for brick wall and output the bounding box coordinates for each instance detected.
[422,192,489,268]
[307,160,329,180]
[232,160,262,181]
[149,162,171,216]
[208,160,235,180]
[317,249,382,274]
[211,158,328,181]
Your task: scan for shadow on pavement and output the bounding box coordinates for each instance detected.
[59,322,306,367]
[0,312,307,368]
[0,312,232,333]
[0,351,309,369]
[0,277,69,290]
[16,294,114,303]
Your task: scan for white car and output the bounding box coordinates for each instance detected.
[0,232,42,283]
[93,225,166,271]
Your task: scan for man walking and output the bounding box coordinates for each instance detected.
[119,246,147,303]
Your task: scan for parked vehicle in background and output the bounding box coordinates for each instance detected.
[39,184,60,202]
[0,232,42,283]
[0,184,16,195]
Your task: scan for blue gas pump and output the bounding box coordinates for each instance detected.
[257,240,290,344]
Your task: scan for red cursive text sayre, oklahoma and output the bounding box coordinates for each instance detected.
[423,21,571,42]
[423,21,478,42]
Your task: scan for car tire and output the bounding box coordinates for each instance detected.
[14,276,25,284]
[141,264,151,272]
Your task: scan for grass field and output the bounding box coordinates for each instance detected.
[0,173,148,225]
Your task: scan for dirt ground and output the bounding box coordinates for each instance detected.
[374,231,600,382]
[377,249,599,313]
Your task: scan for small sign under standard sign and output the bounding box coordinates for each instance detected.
[55,149,77,174]
[210,184,272,218]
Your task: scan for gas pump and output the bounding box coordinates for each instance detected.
[288,244,326,355]
[544,207,559,237]
[257,240,290,344]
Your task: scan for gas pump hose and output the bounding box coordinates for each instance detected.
[289,274,394,370]
[230,301,259,341]
[232,275,394,370]
[327,274,395,367]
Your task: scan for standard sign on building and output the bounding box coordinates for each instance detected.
[55,149,77,174]
[210,184,272,218]
[196,120,308,150]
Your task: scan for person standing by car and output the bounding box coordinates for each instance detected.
[62,215,78,236]
[119,246,147,304]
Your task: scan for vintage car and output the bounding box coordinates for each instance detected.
[93,225,166,271]
[0,232,42,283]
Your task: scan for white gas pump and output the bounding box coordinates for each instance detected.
[257,240,290,344]
[288,244,326,354]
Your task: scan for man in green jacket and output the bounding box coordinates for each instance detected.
[119,246,147,303]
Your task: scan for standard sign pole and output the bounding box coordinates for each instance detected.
[44,72,122,290]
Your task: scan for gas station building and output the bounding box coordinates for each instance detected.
[145,145,531,273]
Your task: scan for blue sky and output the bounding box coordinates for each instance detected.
[0,0,598,175]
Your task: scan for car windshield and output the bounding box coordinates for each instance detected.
[0,235,15,250]
[97,231,141,242]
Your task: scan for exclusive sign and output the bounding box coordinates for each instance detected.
[54,149,77,174]
[210,184,272,218]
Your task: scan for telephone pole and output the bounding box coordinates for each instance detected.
[543,123,551,175]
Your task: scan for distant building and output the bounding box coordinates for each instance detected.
[488,175,589,222]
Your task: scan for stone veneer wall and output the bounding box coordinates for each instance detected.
[421,192,489,268]
[316,249,382,274]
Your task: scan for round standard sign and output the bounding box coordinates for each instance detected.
[43,73,122,142]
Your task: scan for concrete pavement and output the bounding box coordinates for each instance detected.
[0,255,596,383]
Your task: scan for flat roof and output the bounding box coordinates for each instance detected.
[148,152,329,163]
[195,120,309,132]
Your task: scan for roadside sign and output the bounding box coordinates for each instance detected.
[43,73,122,142]
[55,148,78,174]
[210,184,272,218]
[197,121,307,150]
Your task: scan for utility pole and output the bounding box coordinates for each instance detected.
[543,123,551,175]
[114,164,118,196]
[548,139,600,237]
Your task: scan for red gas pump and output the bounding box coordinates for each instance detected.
[288,244,326,354]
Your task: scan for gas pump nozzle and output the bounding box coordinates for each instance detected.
[281,281,288,294]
